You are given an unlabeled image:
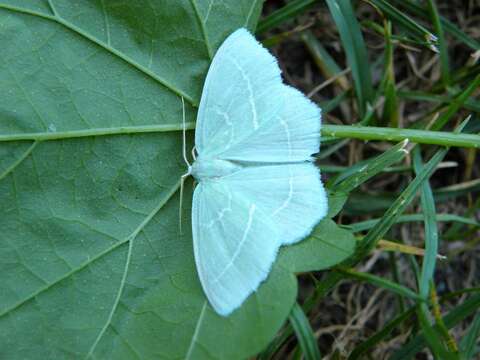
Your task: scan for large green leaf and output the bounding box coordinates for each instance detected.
[0,1,355,358]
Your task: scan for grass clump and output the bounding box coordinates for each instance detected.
[257,1,480,358]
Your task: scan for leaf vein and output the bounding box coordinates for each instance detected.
[189,0,213,60]
[0,3,197,105]
[85,178,182,357]
[0,180,181,320]
[312,234,353,254]
[0,141,38,181]
[99,0,111,46]
[109,323,143,359]
[47,0,57,16]
[185,301,208,360]
[244,0,258,28]
[0,3,55,21]
[85,227,134,358]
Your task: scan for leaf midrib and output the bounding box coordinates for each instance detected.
[312,233,354,254]
[0,123,197,142]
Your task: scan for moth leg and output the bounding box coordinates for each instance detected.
[181,96,191,168]
[191,146,197,161]
[179,170,191,235]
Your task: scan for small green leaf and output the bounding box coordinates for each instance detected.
[280,219,356,273]
[326,191,348,218]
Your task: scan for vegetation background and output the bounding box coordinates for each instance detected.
[257,0,480,358]
[0,0,478,359]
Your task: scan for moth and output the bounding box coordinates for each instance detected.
[183,28,327,316]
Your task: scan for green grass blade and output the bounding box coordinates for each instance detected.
[460,312,480,359]
[303,272,344,313]
[441,287,480,302]
[346,213,479,232]
[431,74,480,131]
[345,177,480,215]
[350,146,449,263]
[320,89,350,114]
[320,161,458,174]
[413,148,453,359]
[368,0,437,49]
[256,0,317,34]
[391,0,480,50]
[348,307,416,360]
[302,30,350,90]
[398,91,480,113]
[426,0,450,86]
[435,178,480,200]
[289,302,322,360]
[380,21,399,127]
[416,304,454,360]
[440,18,480,50]
[325,0,374,116]
[316,139,350,160]
[258,329,291,360]
[336,268,423,301]
[412,149,438,300]
[391,294,480,360]
[304,142,453,314]
[330,140,409,191]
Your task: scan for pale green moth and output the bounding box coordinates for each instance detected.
[185,28,328,316]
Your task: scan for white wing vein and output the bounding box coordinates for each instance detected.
[212,204,256,284]
[227,55,259,130]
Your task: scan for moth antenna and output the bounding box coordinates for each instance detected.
[182,96,191,167]
[179,96,192,234]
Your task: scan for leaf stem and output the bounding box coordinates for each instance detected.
[321,125,480,148]
[0,123,196,142]
[0,124,479,148]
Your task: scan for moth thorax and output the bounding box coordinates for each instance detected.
[191,158,240,180]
